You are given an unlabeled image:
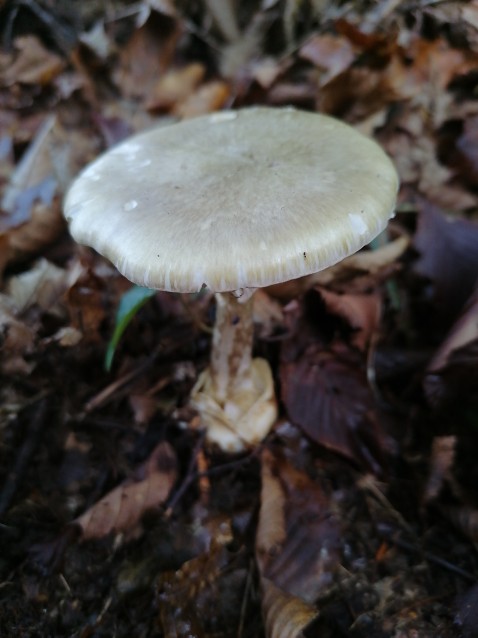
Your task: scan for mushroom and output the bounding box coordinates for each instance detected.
[64,107,399,452]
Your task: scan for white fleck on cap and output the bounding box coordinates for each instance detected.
[64,107,399,292]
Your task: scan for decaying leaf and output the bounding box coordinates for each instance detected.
[280,293,387,472]
[257,449,340,602]
[74,441,177,541]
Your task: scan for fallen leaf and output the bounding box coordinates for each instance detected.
[74,441,177,540]
[299,33,355,86]
[279,291,388,471]
[0,115,98,273]
[146,63,205,111]
[261,577,318,638]
[174,80,230,119]
[256,449,340,601]
[281,347,386,473]
[0,36,64,87]
[316,288,381,352]
[114,9,180,103]
[413,201,478,330]
[6,258,80,317]
[427,287,478,374]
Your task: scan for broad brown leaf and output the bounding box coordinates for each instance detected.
[74,441,177,540]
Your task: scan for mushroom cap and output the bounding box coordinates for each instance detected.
[64,107,399,293]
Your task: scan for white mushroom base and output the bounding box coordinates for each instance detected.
[191,357,277,453]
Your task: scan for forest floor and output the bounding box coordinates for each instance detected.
[1,1,478,636]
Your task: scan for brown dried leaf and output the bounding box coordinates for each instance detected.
[316,288,381,351]
[174,81,230,119]
[75,442,177,541]
[257,449,340,602]
[0,36,64,87]
[146,63,205,111]
[299,33,355,86]
[261,577,318,638]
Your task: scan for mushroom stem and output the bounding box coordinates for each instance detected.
[210,291,254,404]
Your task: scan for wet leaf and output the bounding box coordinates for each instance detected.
[105,285,156,371]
